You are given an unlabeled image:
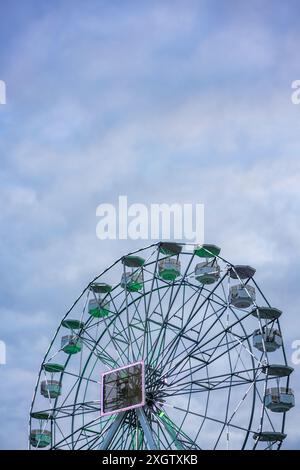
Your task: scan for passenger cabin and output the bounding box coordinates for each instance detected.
[253,328,282,352]
[61,319,84,354]
[159,258,181,281]
[61,335,82,354]
[30,429,51,448]
[195,261,220,285]
[40,380,61,399]
[88,298,110,318]
[121,271,143,292]
[229,284,256,308]
[264,387,295,413]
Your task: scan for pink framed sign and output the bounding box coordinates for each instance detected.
[101,360,145,416]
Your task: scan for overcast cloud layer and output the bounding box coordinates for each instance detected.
[0,0,300,449]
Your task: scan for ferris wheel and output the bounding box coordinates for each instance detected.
[29,242,294,450]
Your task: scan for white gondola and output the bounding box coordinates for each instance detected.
[253,328,282,352]
[195,261,220,284]
[158,258,181,281]
[264,387,295,412]
[229,284,255,308]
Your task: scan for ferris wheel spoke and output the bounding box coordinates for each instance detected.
[109,292,132,343]
[161,308,254,385]
[65,412,117,450]
[130,328,148,359]
[189,293,212,342]
[117,295,152,362]
[117,423,134,450]
[255,385,277,432]
[147,281,178,364]
[104,413,142,450]
[122,281,158,362]
[213,327,238,450]
[228,329,265,367]
[159,281,202,325]
[221,368,263,433]
[156,295,214,376]
[144,281,174,367]
[147,288,205,374]
[154,287,208,367]
[230,341,253,382]
[52,420,73,450]
[136,408,159,450]
[154,271,228,372]
[156,300,228,377]
[81,333,120,368]
[161,365,263,397]
[157,320,226,384]
[142,249,161,360]
[97,412,126,450]
[146,253,196,367]
[126,290,149,360]
[169,355,257,395]
[122,262,136,361]
[200,335,241,357]
[192,305,244,353]
[164,336,261,390]
[83,310,132,367]
[54,410,109,449]
[74,417,108,449]
[198,298,252,348]
[167,324,229,384]
[196,306,253,384]
[105,309,133,364]
[161,378,267,398]
[147,281,177,367]
[151,409,200,450]
[141,411,176,450]
[166,402,256,438]
[163,370,252,394]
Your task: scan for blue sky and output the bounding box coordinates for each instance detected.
[0,0,300,449]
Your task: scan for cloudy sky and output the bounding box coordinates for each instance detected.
[0,0,300,449]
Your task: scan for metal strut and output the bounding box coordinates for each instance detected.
[136,408,159,450]
[99,412,125,450]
